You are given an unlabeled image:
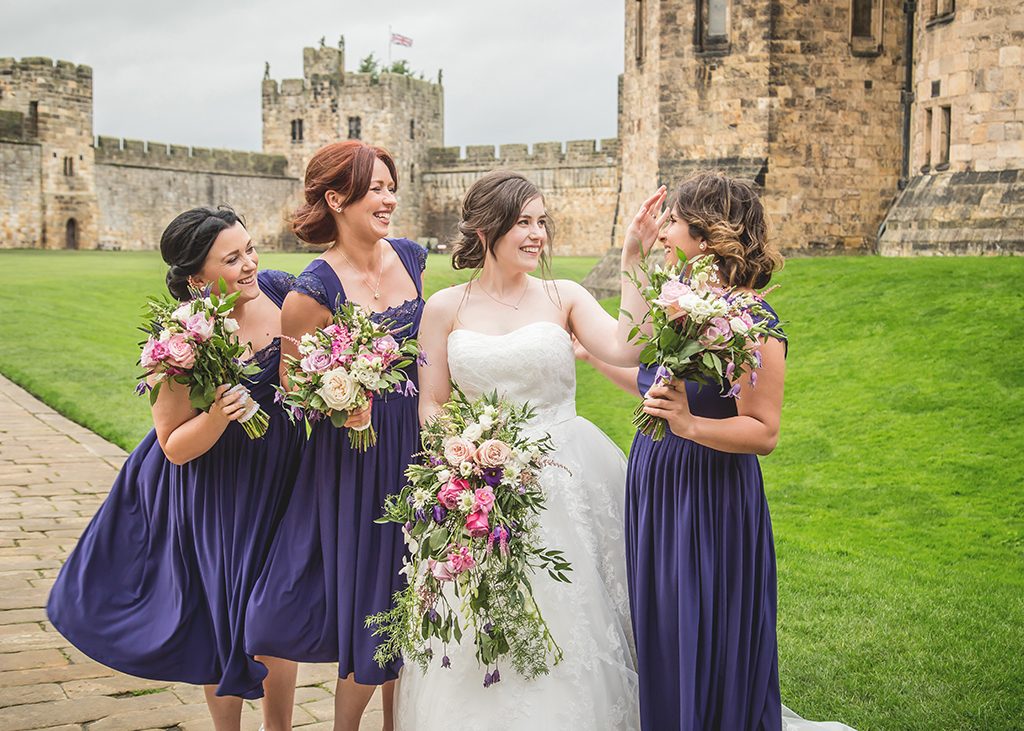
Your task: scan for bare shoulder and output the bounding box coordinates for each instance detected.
[546,279,592,305]
[423,283,467,327]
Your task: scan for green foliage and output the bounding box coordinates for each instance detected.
[388,59,413,76]
[0,251,1022,728]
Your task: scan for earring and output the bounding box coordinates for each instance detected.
[335,207,342,213]
[699,242,707,251]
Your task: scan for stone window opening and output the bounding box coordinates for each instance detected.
[850,0,883,57]
[348,116,362,140]
[290,119,304,143]
[697,0,730,55]
[410,163,416,183]
[65,218,78,250]
[635,0,645,65]
[922,108,933,172]
[28,101,39,137]
[63,156,74,176]
[410,119,416,140]
[927,0,955,27]
[937,105,951,170]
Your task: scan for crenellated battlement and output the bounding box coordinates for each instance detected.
[262,69,441,100]
[94,137,291,178]
[0,56,92,81]
[425,138,620,171]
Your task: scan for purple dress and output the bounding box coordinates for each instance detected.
[245,238,425,684]
[625,303,786,731]
[47,270,304,699]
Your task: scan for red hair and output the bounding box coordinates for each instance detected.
[291,141,399,245]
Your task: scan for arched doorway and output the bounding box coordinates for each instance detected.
[65,218,78,250]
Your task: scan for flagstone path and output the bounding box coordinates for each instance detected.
[0,374,383,730]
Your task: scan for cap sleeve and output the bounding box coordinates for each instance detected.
[292,269,332,310]
[257,269,297,308]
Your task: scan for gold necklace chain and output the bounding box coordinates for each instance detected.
[475,278,529,310]
[337,243,384,299]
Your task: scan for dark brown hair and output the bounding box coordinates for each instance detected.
[671,170,783,289]
[160,206,243,300]
[450,170,555,270]
[291,141,398,245]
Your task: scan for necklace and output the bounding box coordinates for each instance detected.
[336,243,384,299]
[476,278,530,310]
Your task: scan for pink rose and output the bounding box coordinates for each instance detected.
[184,313,214,342]
[300,348,333,373]
[428,558,456,582]
[437,477,471,509]
[709,317,733,340]
[657,279,691,304]
[448,546,476,574]
[443,436,476,467]
[699,326,729,349]
[140,338,169,369]
[373,334,399,357]
[165,333,196,369]
[473,487,496,514]
[473,439,511,468]
[465,510,490,537]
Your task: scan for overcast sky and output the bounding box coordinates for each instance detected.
[2,0,625,152]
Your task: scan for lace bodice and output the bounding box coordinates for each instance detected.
[447,321,577,428]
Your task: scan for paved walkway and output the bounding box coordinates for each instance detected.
[0,375,383,730]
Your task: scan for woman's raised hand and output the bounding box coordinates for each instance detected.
[623,186,669,263]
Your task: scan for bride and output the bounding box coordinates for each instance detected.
[394,171,644,730]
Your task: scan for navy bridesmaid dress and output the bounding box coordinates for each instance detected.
[47,269,304,699]
[245,238,426,685]
[625,302,787,731]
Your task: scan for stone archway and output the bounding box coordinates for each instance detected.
[65,218,78,249]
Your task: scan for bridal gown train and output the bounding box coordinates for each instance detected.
[395,320,641,731]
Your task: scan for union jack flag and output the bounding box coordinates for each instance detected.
[390,33,413,47]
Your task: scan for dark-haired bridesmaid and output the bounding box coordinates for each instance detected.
[47,207,304,731]
[245,141,426,731]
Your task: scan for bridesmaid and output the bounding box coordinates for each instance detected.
[587,172,788,730]
[47,206,304,731]
[245,141,426,731]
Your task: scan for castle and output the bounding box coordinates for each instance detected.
[1,0,1021,259]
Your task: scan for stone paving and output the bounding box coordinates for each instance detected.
[0,374,383,730]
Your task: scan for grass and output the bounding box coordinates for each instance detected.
[1,250,1022,729]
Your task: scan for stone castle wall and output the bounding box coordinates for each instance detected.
[0,141,42,249]
[420,139,620,256]
[880,0,1024,255]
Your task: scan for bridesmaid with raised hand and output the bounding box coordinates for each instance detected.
[245,141,426,731]
[47,206,304,731]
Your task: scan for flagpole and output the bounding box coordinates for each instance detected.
[388,25,392,66]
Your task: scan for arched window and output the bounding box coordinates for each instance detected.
[697,0,730,54]
[65,218,78,250]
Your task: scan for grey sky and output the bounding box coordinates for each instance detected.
[3,1,625,152]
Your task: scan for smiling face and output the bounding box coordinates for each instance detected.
[659,207,706,265]
[194,222,260,302]
[335,158,397,242]
[489,195,548,273]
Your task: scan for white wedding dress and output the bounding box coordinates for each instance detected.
[394,321,641,730]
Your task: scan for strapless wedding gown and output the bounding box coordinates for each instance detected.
[394,321,641,730]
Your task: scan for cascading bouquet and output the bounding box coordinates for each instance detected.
[367,386,572,687]
[628,253,785,440]
[275,301,420,451]
[137,283,269,439]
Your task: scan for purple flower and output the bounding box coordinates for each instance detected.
[442,655,451,668]
[654,365,672,386]
[725,361,736,380]
[750,371,758,389]
[415,508,428,523]
[482,622,493,635]
[404,521,414,533]
[432,505,448,524]
[403,380,419,397]
[134,382,151,396]
[290,406,304,421]
[306,409,324,423]
[481,467,502,488]
[491,668,501,684]
[427,608,440,623]
[483,671,493,688]
[753,350,763,368]
[428,456,444,467]
[725,383,742,399]
[416,352,430,367]
[273,389,285,404]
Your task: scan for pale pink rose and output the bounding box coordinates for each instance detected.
[465,510,490,537]
[428,558,456,582]
[140,338,168,369]
[373,334,399,356]
[657,279,691,304]
[709,317,733,340]
[172,302,193,323]
[300,348,333,374]
[473,439,511,468]
[165,333,196,369]
[443,436,476,467]
[699,326,729,350]
[448,546,476,574]
[437,477,471,509]
[184,313,214,342]
[730,312,755,335]
[473,487,496,514]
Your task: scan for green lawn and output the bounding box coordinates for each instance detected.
[1,250,1022,730]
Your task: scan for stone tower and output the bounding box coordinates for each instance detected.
[262,39,444,240]
[0,57,98,249]
[617,0,906,254]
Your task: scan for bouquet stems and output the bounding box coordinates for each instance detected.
[237,392,269,439]
[632,402,668,441]
[348,423,377,451]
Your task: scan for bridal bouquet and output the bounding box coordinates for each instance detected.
[276,301,420,451]
[368,386,572,687]
[137,282,269,439]
[628,254,785,440]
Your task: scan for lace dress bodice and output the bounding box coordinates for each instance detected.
[447,321,577,429]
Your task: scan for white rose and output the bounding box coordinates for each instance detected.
[462,422,483,442]
[222,318,240,334]
[459,461,475,477]
[316,367,359,411]
[298,333,318,356]
[478,413,494,430]
[350,356,383,389]
[172,303,193,323]
[436,469,452,484]
[729,316,750,335]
